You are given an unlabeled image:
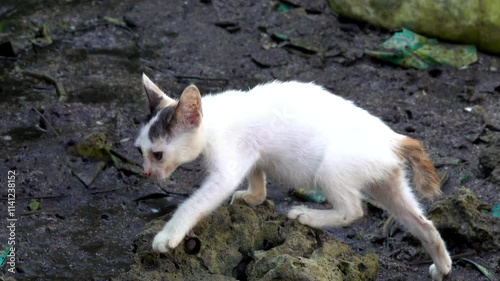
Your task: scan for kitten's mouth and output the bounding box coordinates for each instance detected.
[145,165,177,181]
[152,166,175,180]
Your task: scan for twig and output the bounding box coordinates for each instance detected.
[410,250,477,265]
[103,16,127,28]
[160,188,190,197]
[90,188,121,195]
[71,168,90,187]
[20,208,56,216]
[439,170,450,188]
[0,194,67,200]
[31,107,60,137]
[134,190,190,202]
[22,194,67,200]
[174,75,228,83]
[22,70,67,101]
[382,215,397,238]
[0,56,18,61]
[110,148,141,167]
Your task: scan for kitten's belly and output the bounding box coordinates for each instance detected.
[257,155,321,188]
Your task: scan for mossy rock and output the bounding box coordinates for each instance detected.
[428,187,500,252]
[328,0,500,54]
[119,201,379,281]
[76,132,112,160]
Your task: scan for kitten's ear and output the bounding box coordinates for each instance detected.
[142,74,176,113]
[175,85,202,129]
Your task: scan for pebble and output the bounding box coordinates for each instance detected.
[46,225,56,232]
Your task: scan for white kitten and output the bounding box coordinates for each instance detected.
[135,74,452,281]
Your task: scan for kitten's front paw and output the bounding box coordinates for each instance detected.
[231,190,265,207]
[152,229,184,253]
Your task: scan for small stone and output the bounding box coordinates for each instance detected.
[46,225,56,232]
[251,48,289,67]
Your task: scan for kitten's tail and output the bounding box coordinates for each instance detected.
[394,137,441,199]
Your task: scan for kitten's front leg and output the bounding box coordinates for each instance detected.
[152,158,256,252]
[152,176,237,252]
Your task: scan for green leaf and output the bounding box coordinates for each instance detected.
[272,32,289,41]
[103,16,127,28]
[493,204,500,218]
[366,29,477,69]
[457,258,497,281]
[291,188,326,203]
[110,153,122,168]
[277,2,295,13]
[459,175,471,184]
[0,244,10,267]
[29,199,40,211]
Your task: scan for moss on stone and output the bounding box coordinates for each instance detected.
[119,201,379,281]
[428,187,500,252]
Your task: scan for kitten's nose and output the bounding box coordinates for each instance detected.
[144,169,152,177]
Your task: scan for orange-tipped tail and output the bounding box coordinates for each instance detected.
[394,137,441,199]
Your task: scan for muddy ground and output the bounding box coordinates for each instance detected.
[0,0,499,280]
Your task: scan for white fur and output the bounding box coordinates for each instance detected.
[137,80,451,280]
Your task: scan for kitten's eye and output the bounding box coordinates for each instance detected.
[137,147,143,155]
[152,151,163,161]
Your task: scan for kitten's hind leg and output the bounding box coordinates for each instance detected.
[288,184,364,228]
[231,167,266,206]
[367,169,452,281]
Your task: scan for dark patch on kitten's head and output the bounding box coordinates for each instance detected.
[145,84,164,114]
[148,105,178,141]
[146,107,161,123]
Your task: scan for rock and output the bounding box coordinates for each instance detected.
[251,48,289,67]
[119,201,379,281]
[76,132,112,160]
[490,168,500,186]
[428,188,500,252]
[479,135,500,184]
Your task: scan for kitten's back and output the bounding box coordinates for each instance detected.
[203,81,397,142]
[202,81,402,185]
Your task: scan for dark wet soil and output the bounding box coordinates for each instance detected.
[0,0,499,280]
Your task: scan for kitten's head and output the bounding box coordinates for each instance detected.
[135,74,204,180]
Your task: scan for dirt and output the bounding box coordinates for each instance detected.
[0,0,499,280]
